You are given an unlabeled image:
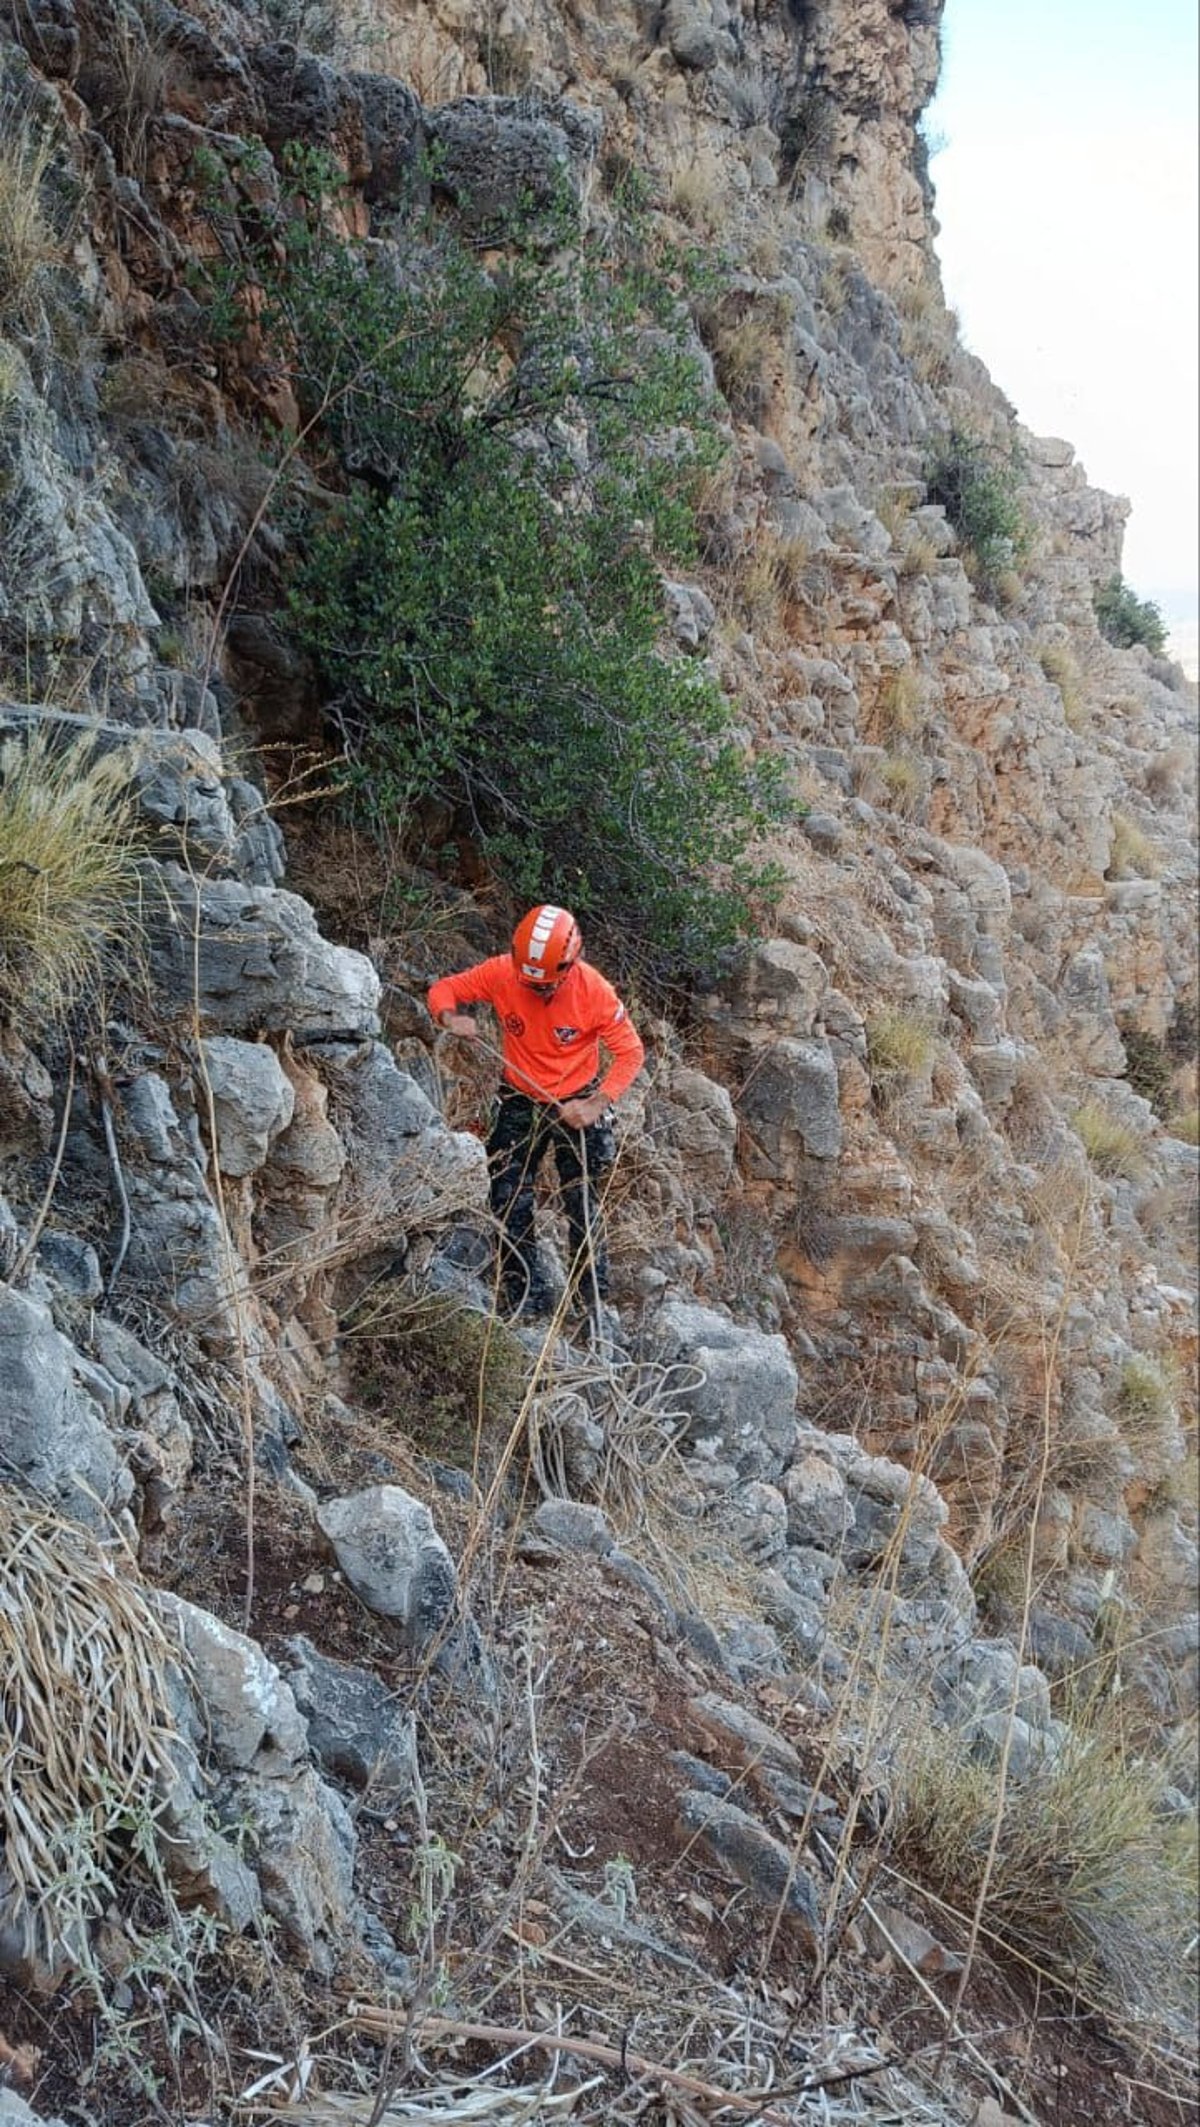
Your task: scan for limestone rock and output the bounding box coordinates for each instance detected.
[157,1593,309,1773]
[427,95,600,230]
[677,1790,820,1945]
[782,1451,852,1549]
[642,1298,798,1479]
[649,1064,737,1203]
[738,1037,842,1169]
[317,1485,458,1647]
[149,869,381,1037]
[201,1036,295,1176]
[0,1288,134,1528]
[317,1040,488,1226]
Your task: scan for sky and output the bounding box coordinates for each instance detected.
[925,0,1198,671]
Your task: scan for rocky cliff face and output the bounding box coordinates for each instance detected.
[0,0,1196,2115]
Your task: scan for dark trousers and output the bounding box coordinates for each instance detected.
[486,1088,615,1309]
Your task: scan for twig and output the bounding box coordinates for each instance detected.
[95,1049,133,1302]
[342,2007,799,2124]
[8,1040,75,1287]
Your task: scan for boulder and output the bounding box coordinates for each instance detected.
[676,1791,820,1945]
[155,1598,357,1970]
[317,1486,458,1649]
[721,939,830,1037]
[156,1594,309,1773]
[648,1065,737,1202]
[0,1288,133,1528]
[316,1041,488,1224]
[738,1037,842,1168]
[642,1298,798,1479]
[427,96,601,230]
[782,1451,852,1549]
[149,869,380,1037]
[200,1036,295,1176]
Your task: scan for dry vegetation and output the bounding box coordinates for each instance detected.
[0,725,145,1027]
[0,104,58,331]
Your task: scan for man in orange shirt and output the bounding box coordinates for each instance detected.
[427,905,644,1319]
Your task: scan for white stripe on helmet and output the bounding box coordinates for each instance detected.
[526,905,564,962]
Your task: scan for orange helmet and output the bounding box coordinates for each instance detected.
[511,904,582,988]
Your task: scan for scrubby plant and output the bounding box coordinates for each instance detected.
[924,428,1027,593]
[874,664,924,741]
[738,531,810,630]
[899,528,939,577]
[699,292,791,419]
[0,727,144,1028]
[0,104,57,330]
[1072,1101,1146,1182]
[877,753,925,818]
[1116,1351,1177,1435]
[1094,574,1166,654]
[1120,1022,1174,1118]
[866,1006,937,1093]
[1167,1107,1199,1144]
[777,90,838,184]
[0,1492,205,1974]
[197,148,786,980]
[668,153,729,236]
[893,1712,1198,2026]
[1037,638,1083,725]
[1108,811,1163,880]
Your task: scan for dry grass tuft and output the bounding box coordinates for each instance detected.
[892,1710,1198,2030]
[874,664,925,741]
[0,106,58,330]
[699,294,791,420]
[667,153,729,237]
[1108,811,1163,880]
[1072,1100,1147,1182]
[737,530,811,631]
[1115,1353,1178,1453]
[0,1491,187,1970]
[0,726,145,1027]
[1037,638,1084,726]
[876,752,926,819]
[866,1006,937,1094]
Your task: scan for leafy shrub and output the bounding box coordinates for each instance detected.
[0,727,144,1027]
[202,150,786,979]
[1072,1101,1146,1181]
[1094,574,1166,654]
[924,429,1027,592]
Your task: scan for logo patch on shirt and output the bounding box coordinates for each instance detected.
[504,1013,527,1036]
[552,1025,580,1045]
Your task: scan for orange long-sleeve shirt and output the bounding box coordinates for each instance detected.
[427,955,644,1105]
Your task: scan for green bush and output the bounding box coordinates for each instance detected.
[924,429,1027,592]
[1094,575,1166,654]
[198,149,786,979]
